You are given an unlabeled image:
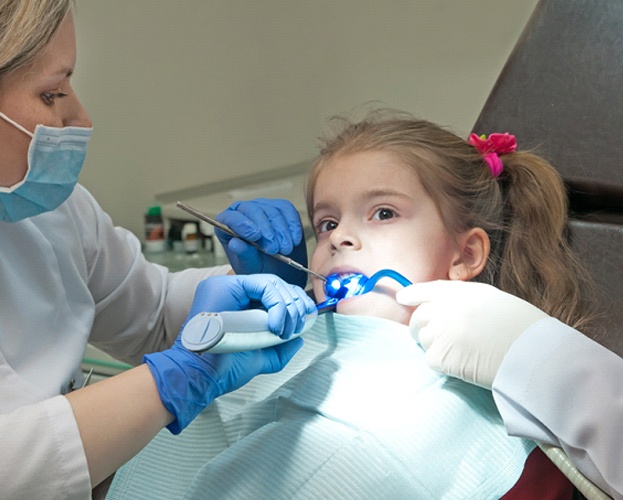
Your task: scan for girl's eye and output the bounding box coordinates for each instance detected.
[41,91,68,106]
[372,207,396,221]
[317,219,338,233]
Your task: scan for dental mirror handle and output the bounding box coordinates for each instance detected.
[176,201,327,282]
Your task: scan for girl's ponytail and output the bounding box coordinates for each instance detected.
[496,152,598,331]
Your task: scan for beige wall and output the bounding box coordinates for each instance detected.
[74,0,538,239]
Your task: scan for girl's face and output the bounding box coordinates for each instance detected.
[310,150,461,325]
[0,12,91,187]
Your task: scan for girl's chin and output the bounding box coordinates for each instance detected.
[334,293,411,325]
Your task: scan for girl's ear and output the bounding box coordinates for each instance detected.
[449,228,490,281]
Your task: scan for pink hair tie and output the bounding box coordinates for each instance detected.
[468,132,517,178]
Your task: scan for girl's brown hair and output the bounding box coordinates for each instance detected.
[306,109,598,331]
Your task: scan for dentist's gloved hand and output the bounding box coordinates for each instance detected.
[215,198,308,288]
[186,274,316,339]
[396,280,548,389]
[144,274,316,434]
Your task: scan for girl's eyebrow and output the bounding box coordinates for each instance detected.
[312,188,412,215]
[361,188,412,201]
[312,200,331,213]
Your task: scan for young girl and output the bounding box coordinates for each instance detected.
[306,109,596,333]
[108,110,586,499]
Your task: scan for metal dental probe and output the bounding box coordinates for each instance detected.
[176,201,327,282]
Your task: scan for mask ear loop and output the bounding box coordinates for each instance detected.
[0,112,34,193]
[0,111,34,137]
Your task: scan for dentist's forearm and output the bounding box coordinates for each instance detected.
[66,364,173,487]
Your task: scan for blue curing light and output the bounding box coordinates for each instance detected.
[323,269,412,300]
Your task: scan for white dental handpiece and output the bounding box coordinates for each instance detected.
[181,308,319,354]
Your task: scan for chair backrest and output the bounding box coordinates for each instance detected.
[473,0,623,356]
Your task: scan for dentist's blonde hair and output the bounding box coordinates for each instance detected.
[0,0,72,78]
[306,108,598,332]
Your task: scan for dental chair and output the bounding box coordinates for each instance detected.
[473,0,623,498]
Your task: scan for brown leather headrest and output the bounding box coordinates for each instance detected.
[473,0,623,355]
[473,0,623,218]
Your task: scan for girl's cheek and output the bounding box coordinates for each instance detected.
[312,281,326,303]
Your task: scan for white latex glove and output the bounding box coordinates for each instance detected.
[395,280,548,388]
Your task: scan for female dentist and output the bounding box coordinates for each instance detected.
[0,2,313,498]
[396,280,623,499]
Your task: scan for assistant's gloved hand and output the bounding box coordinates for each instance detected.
[215,198,308,288]
[144,274,316,434]
[395,280,548,389]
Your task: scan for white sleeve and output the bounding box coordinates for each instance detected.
[492,317,623,499]
[0,396,91,500]
[71,186,231,364]
[162,265,232,337]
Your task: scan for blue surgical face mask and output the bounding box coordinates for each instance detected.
[0,111,92,222]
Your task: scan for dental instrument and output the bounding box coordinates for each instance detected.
[181,309,319,353]
[181,269,412,354]
[176,201,327,282]
[315,268,413,313]
[323,269,413,300]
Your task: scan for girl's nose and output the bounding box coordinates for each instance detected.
[329,221,362,251]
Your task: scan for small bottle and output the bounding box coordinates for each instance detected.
[144,205,166,253]
[168,221,184,253]
[182,222,199,254]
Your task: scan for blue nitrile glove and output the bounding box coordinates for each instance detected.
[186,274,316,339]
[145,335,303,434]
[143,274,316,434]
[215,198,308,288]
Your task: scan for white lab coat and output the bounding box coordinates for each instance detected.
[493,317,623,500]
[0,184,230,499]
